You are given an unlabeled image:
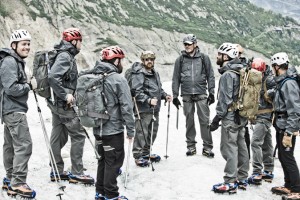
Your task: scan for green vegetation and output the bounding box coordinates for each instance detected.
[19,0,300,64]
[0,2,9,17]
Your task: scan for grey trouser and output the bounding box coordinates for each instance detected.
[251,120,274,174]
[221,119,249,183]
[50,112,86,175]
[3,113,32,185]
[132,112,159,159]
[182,94,213,150]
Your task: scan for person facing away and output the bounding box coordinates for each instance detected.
[0,29,37,198]
[93,46,135,200]
[268,52,300,200]
[211,43,249,194]
[131,51,172,167]
[47,28,94,184]
[172,34,215,157]
[247,58,276,185]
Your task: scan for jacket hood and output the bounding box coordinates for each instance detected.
[131,62,143,73]
[275,66,298,83]
[54,40,80,56]
[0,48,25,63]
[92,60,118,74]
[181,47,202,58]
[218,58,244,74]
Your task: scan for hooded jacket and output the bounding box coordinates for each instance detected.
[172,47,215,98]
[131,62,167,114]
[48,40,79,107]
[216,58,246,122]
[0,48,31,116]
[91,61,135,138]
[273,66,300,133]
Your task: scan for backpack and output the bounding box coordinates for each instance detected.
[0,49,11,122]
[124,62,143,92]
[32,50,72,99]
[75,70,115,128]
[229,67,263,121]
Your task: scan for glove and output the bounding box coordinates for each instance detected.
[172,97,181,109]
[29,77,37,90]
[210,115,222,132]
[282,132,293,148]
[65,94,74,105]
[130,89,136,97]
[207,93,215,105]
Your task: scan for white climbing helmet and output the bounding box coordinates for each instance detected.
[218,43,239,59]
[10,29,31,45]
[271,52,289,66]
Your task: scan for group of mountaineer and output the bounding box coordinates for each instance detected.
[0,27,299,200]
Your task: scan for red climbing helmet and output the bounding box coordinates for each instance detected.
[101,46,125,60]
[62,28,82,42]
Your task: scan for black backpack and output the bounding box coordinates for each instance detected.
[124,62,143,94]
[32,50,73,99]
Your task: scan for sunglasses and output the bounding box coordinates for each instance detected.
[184,43,193,46]
[145,58,155,61]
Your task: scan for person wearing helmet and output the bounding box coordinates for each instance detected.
[92,46,134,200]
[47,28,94,184]
[0,29,37,198]
[247,58,276,186]
[268,52,300,200]
[211,43,249,194]
[234,43,251,159]
[130,50,172,167]
[172,34,215,158]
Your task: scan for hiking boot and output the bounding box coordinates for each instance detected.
[236,180,248,190]
[135,157,150,167]
[262,171,274,183]
[7,183,36,198]
[95,192,106,200]
[282,193,300,200]
[248,174,262,185]
[271,186,291,195]
[202,149,214,158]
[212,182,237,194]
[142,154,161,162]
[2,177,10,190]
[68,173,95,185]
[50,171,70,182]
[186,148,196,156]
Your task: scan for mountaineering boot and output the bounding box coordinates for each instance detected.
[135,157,150,167]
[50,171,70,182]
[202,149,214,158]
[248,174,262,185]
[186,148,196,156]
[142,154,161,163]
[7,183,36,199]
[68,173,95,185]
[95,192,106,200]
[282,193,300,200]
[2,177,10,190]
[262,171,274,183]
[236,180,248,190]
[271,186,291,195]
[212,182,237,194]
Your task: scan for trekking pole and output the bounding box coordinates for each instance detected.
[32,91,65,199]
[164,101,170,159]
[176,107,179,130]
[149,104,156,172]
[132,96,148,146]
[124,139,132,189]
[71,104,101,159]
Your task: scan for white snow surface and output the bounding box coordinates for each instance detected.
[0,81,299,200]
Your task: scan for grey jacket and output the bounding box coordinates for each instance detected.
[48,40,79,108]
[0,48,30,116]
[216,58,246,122]
[273,66,300,132]
[131,62,167,114]
[92,61,135,138]
[256,65,276,121]
[172,47,215,98]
